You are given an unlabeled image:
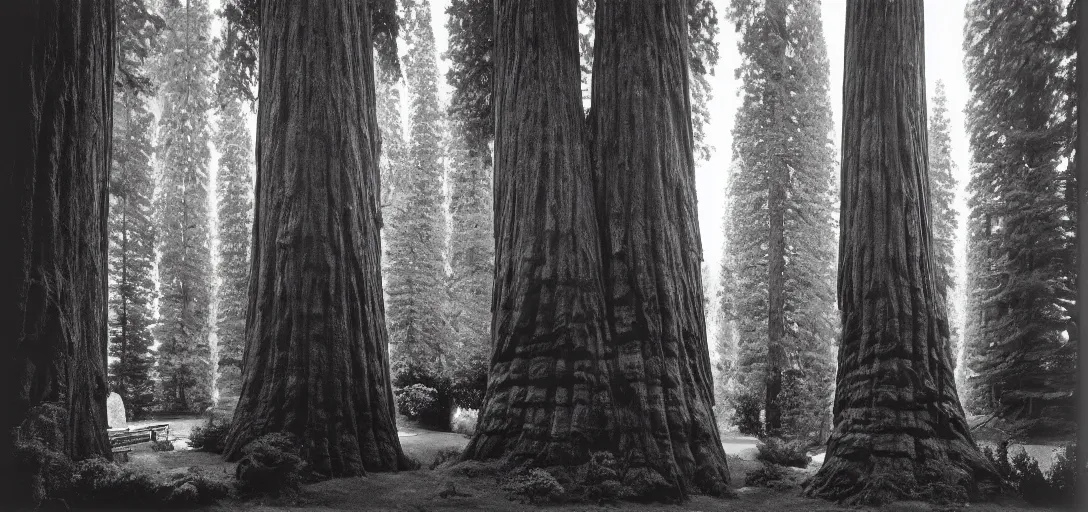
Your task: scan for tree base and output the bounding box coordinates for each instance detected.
[803,446,1003,506]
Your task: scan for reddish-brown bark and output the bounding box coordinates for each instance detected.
[2,0,115,501]
[222,0,411,476]
[804,0,1001,504]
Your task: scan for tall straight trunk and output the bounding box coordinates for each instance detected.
[591,0,730,497]
[462,0,613,465]
[2,0,115,497]
[764,9,788,433]
[804,1,999,504]
[222,0,411,476]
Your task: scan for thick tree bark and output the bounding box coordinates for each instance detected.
[222,0,411,477]
[1,0,115,496]
[591,0,730,497]
[462,0,614,466]
[803,1,1000,504]
[764,0,789,435]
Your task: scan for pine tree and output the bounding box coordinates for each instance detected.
[962,0,1074,428]
[927,80,960,372]
[444,123,493,410]
[212,65,254,408]
[385,0,449,388]
[722,0,838,439]
[154,0,216,413]
[108,0,163,422]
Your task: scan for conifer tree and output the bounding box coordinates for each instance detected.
[154,0,216,413]
[385,0,449,389]
[722,0,837,439]
[213,63,255,407]
[927,80,960,371]
[108,0,164,421]
[805,1,1000,502]
[576,0,719,161]
[962,0,1075,427]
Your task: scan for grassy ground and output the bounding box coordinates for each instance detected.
[106,414,1055,511]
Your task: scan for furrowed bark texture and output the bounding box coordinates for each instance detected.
[803,1,1000,504]
[461,0,613,465]
[2,0,114,480]
[592,0,730,497]
[764,0,789,435]
[223,0,410,476]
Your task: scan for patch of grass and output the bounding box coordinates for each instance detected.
[429,447,462,470]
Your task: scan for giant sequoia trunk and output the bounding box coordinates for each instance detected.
[803,1,1000,504]
[2,0,114,495]
[222,0,411,476]
[591,0,730,496]
[465,0,730,498]
[461,0,614,466]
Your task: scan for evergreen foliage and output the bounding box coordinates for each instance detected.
[213,66,255,403]
[444,123,493,410]
[927,81,960,369]
[153,0,216,413]
[386,0,450,386]
[961,0,1075,429]
[108,0,165,420]
[720,0,837,441]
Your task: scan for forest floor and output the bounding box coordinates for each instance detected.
[104,414,1065,511]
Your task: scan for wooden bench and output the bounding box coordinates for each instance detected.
[108,423,171,448]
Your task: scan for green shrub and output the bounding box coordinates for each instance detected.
[189,417,230,453]
[731,392,763,437]
[756,437,811,468]
[744,462,786,487]
[429,447,463,470]
[578,452,627,503]
[450,406,478,436]
[152,439,175,452]
[1009,448,1049,504]
[13,439,74,507]
[508,468,565,504]
[235,432,307,496]
[395,383,440,420]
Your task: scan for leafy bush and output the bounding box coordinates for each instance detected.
[189,417,230,453]
[13,439,74,507]
[152,439,175,451]
[508,468,565,504]
[731,392,763,437]
[395,383,440,420]
[578,451,627,504]
[235,433,307,496]
[429,447,462,470]
[451,407,478,436]
[744,462,786,487]
[756,436,811,468]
